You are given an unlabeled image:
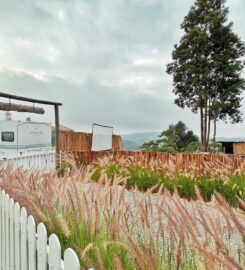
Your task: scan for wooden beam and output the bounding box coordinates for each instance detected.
[55,105,60,170]
[0,92,62,106]
[0,102,45,114]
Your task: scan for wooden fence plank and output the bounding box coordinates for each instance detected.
[20,207,28,270]
[14,202,21,270]
[37,223,48,270]
[48,234,61,270]
[28,215,37,270]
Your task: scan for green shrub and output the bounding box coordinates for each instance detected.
[92,167,101,182]
[175,175,196,199]
[92,163,245,208]
[127,167,161,190]
[197,178,224,201]
[59,161,73,176]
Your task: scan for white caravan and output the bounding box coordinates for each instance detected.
[0,119,52,157]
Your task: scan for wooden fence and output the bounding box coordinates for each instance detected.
[233,142,245,155]
[59,131,123,152]
[68,150,245,172]
[0,189,94,270]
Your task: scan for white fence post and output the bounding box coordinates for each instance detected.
[5,194,10,270]
[48,234,61,270]
[3,193,8,270]
[9,198,14,270]
[14,202,21,270]
[28,216,36,270]
[20,207,28,270]
[37,223,47,270]
[64,249,81,270]
[0,190,3,270]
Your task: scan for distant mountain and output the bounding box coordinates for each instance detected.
[122,140,140,151]
[121,132,160,150]
[217,137,245,142]
[121,134,245,151]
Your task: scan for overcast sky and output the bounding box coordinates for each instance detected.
[0,0,245,136]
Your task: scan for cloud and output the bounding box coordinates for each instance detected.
[0,0,194,79]
[0,0,244,137]
[0,69,198,134]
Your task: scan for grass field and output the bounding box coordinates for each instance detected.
[0,160,245,270]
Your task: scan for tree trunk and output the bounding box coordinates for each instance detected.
[203,97,208,152]
[213,115,217,153]
[200,107,204,151]
[206,98,212,152]
[207,112,211,152]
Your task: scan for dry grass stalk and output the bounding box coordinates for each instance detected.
[0,164,244,269]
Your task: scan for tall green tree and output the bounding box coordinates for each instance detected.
[166,0,245,151]
[141,121,200,152]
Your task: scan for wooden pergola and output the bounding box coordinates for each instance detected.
[0,92,62,169]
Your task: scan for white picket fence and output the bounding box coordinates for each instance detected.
[0,150,56,173]
[0,189,92,270]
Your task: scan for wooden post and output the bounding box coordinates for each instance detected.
[55,105,60,170]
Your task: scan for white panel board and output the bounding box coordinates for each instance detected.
[91,124,113,151]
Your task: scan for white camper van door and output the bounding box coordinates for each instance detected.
[17,122,51,149]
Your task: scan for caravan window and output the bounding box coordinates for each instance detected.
[1,132,14,142]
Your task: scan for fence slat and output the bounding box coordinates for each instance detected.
[20,207,28,270]
[3,193,8,270]
[14,202,21,270]
[9,198,15,270]
[5,194,10,270]
[64,248,81,270]
[28,216,36,270]
[0,190,3,270]
[48,234,61,270]
[37,223,47,270]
